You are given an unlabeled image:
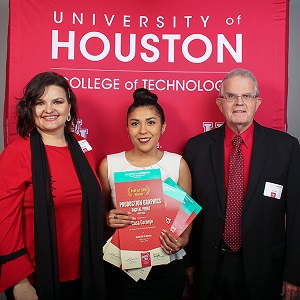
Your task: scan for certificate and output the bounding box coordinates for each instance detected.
[114,169,170,269]
[103,231,122,268]
[162,182,186,232]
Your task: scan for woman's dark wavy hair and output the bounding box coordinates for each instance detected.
[127,88,165,125]
[17,71,78,137]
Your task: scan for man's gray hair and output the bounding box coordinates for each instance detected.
[219,68,260,96]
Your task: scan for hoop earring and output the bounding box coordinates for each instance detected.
[67,112,71,122]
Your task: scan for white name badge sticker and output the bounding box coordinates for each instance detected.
[263,182,283,199]
[78,140,92,153]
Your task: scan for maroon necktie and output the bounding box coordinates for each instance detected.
[223,135,244,252]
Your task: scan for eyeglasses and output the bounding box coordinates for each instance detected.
[221,93,258,102]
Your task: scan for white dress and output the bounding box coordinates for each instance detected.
[106,151,185,260]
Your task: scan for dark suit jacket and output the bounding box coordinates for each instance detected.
[184,121,300,300]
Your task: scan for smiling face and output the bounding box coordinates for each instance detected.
[127,106,166,154]
[216,76,262,134]
[33,85,71,136]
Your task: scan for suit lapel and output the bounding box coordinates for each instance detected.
[244,122,269,208]
[211,125,226,210]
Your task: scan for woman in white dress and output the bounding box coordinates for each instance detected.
[98,88,192,300]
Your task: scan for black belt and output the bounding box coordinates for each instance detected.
[0,248,26,276]
[220,241,243,254]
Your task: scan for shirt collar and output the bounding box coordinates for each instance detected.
[225,122,254,149]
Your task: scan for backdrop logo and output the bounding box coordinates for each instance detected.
[72,119,89,138]
[203,122,224,132]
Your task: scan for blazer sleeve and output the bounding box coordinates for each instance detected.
[283,137,300,286]
[182,139,196,267]
[184,140,194,176]
[0,144,34,291]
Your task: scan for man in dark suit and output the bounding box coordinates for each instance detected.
[184,69,300,300]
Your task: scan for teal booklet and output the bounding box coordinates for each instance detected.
[164,177,202,238]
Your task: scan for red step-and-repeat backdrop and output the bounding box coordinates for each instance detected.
[4,0,289,163]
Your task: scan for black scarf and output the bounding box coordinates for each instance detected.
[30,127,106,300]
